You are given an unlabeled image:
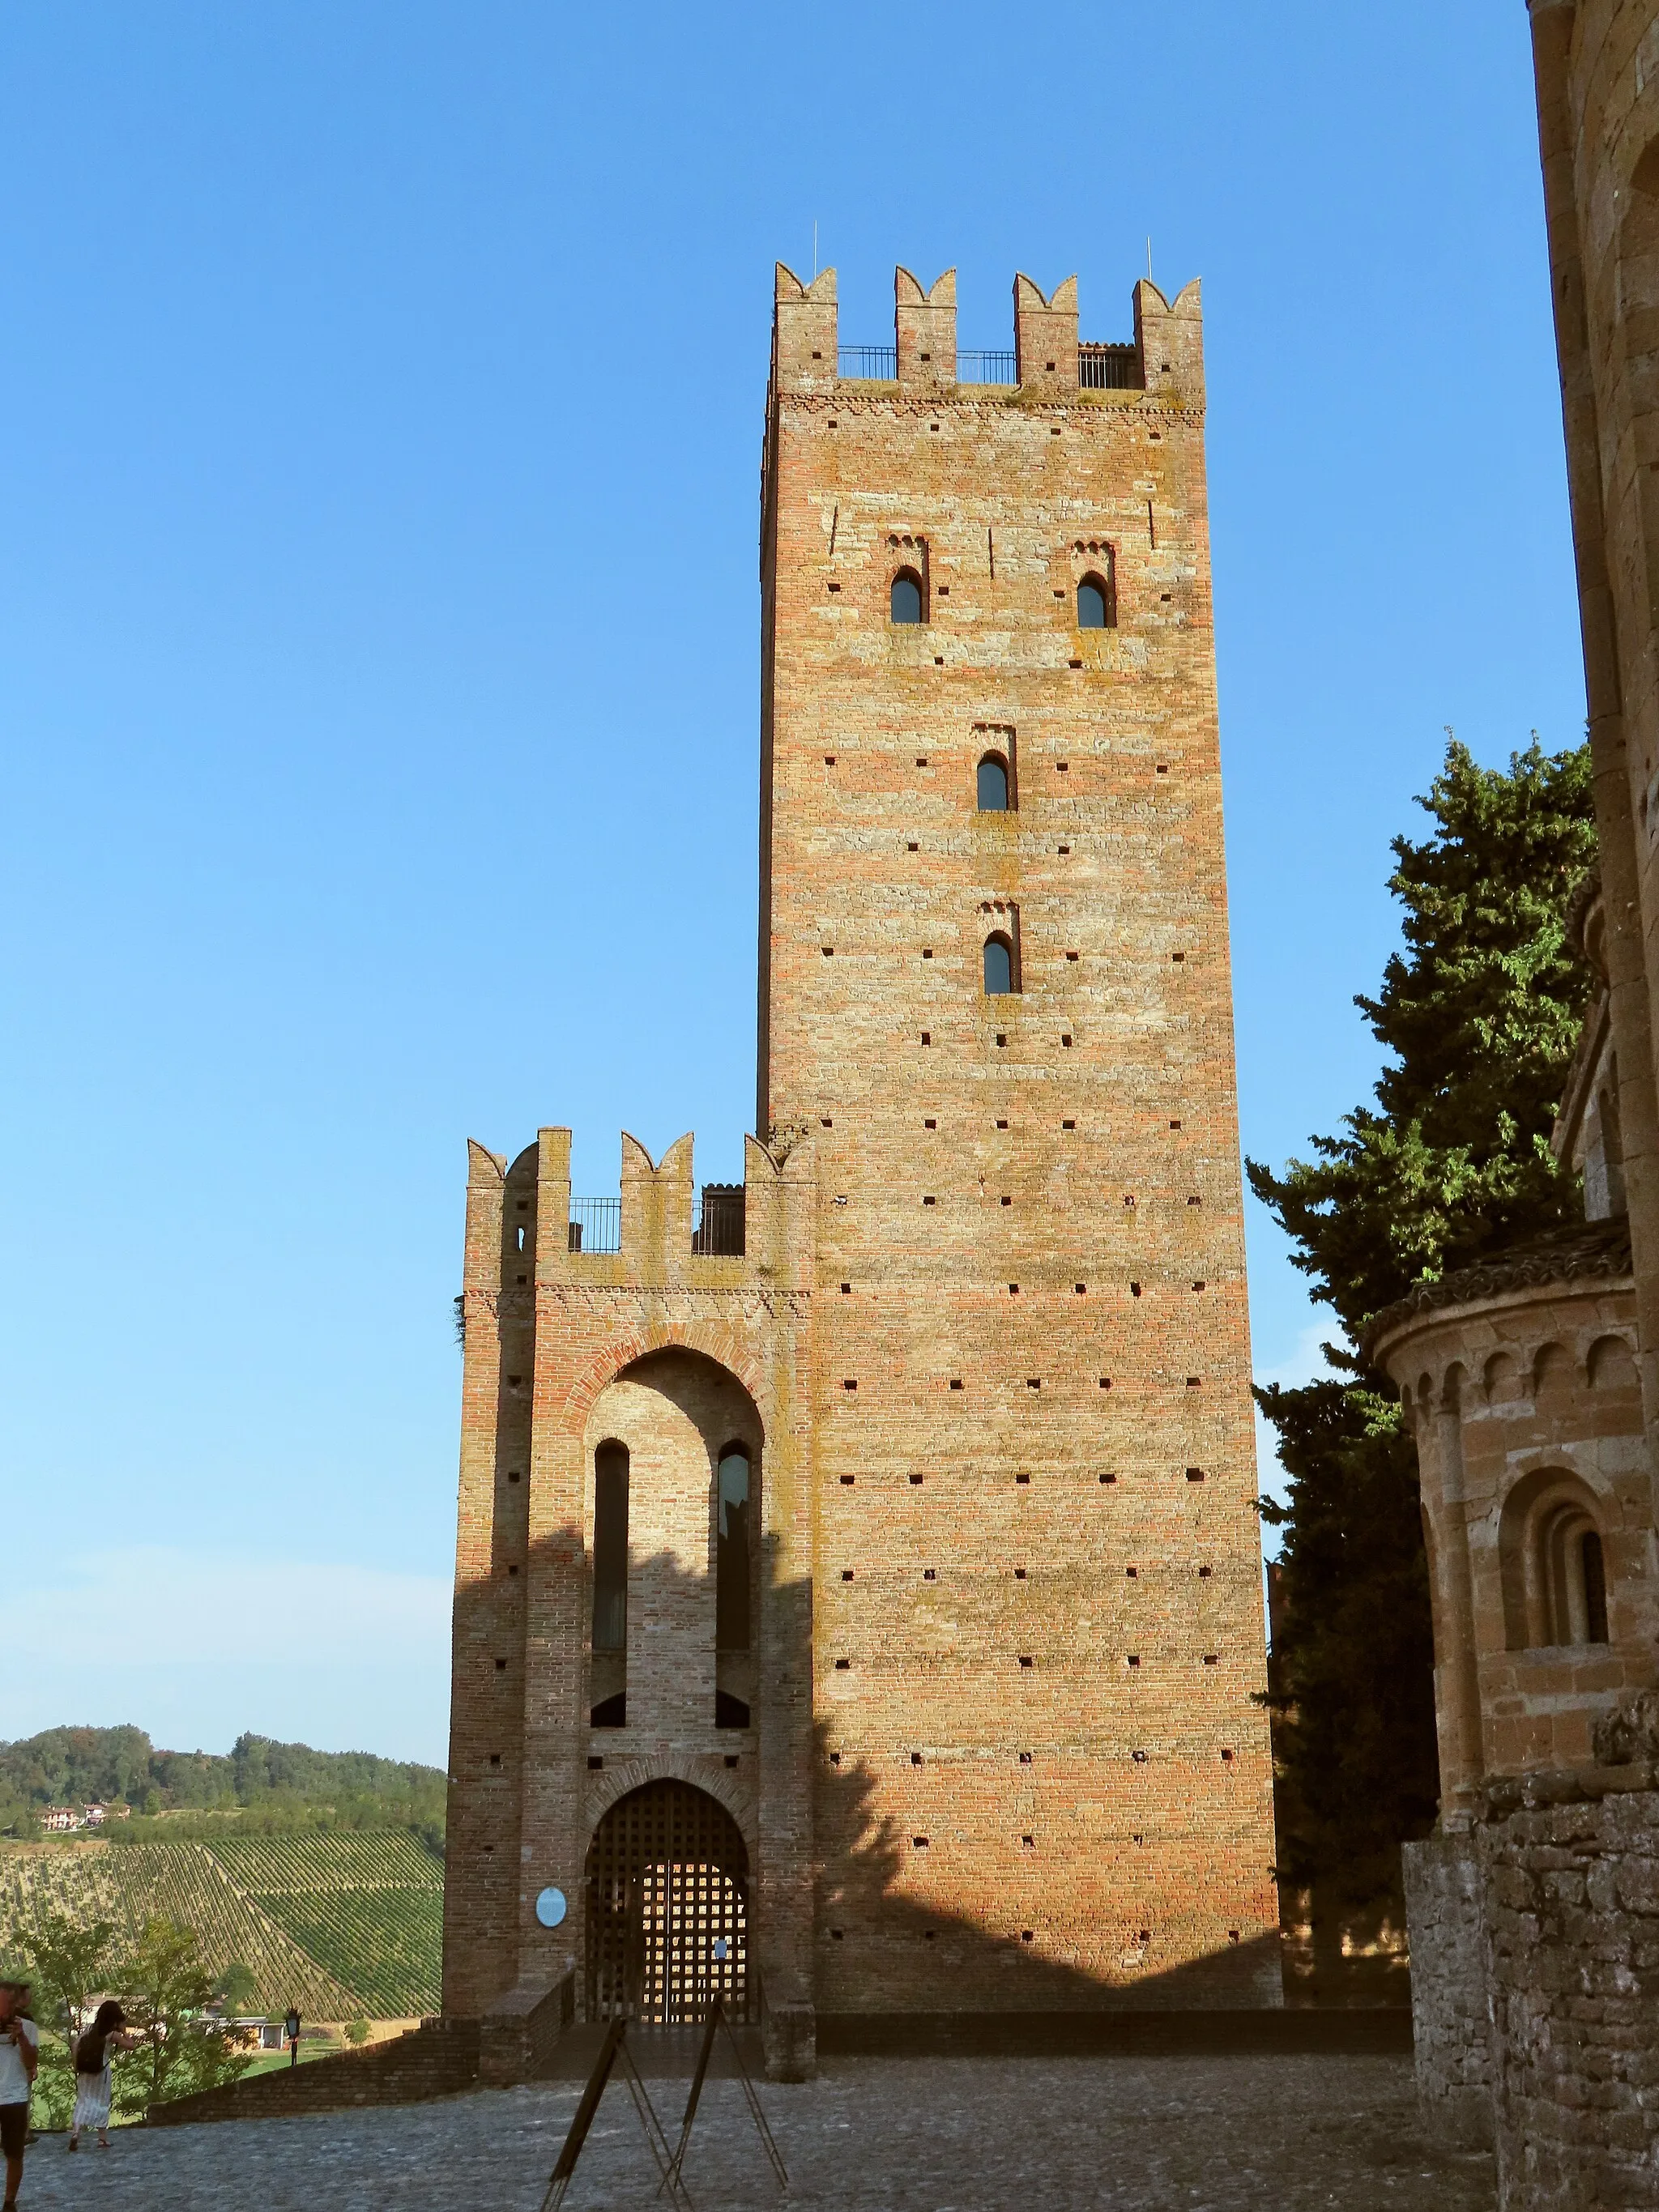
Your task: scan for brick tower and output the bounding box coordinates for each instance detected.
[442,263,1277,2085]
[761,264,1277,2020]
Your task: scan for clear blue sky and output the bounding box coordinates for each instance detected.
[0,3,1585,1767]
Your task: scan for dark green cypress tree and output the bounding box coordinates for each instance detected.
[1250,735,1596,1900]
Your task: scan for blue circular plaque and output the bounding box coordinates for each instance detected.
[535,1886,568,1929]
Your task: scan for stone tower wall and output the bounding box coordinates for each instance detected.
[1530,0,1659,1461]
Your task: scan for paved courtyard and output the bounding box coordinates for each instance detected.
[12,2053,1492,2211]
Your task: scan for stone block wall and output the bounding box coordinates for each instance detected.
[1483,1774,1659,2209]
[1401,1835,1492,2150]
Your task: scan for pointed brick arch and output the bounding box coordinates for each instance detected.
[561,1323,777,1443]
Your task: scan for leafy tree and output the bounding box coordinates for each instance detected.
[12,1907,118,2130]
[0,1726,153,1813]
[117,1916,255,2114]
[0,1788,39,1841]
[215,1961,258,2016]
[1249,735,1597,1901]
[343,2017,371,2047]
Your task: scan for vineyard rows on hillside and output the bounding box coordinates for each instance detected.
[0,1843,358,2017]
[203,1832,442,2017]
[0,1831,443,2018]
[207,1830,441,1894]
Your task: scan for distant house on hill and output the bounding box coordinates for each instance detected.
[37,1803,130,1832]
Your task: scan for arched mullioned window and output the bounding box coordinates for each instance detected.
[1498,1466,1613,1651]
[983,933,1015,995]
[977,753,1010,811]
[715,1444,751,1652]
[890,569,924,624]
[592,1441,629,1654]
[1077,569,1115,629]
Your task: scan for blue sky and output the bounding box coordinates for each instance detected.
[0,4,1585,1767]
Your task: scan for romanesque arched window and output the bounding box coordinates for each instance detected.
[978,753,1010,811]
[983,933,1015,995]
[1541,1507,1610,1647]
[890,569,924,624]
[1498,1465,1612,1650]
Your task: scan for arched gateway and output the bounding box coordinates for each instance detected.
[585,1779,750,2023]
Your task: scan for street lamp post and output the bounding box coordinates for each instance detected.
[284,2007,301,2069]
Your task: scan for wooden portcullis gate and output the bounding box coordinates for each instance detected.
[584,1779,751,2023]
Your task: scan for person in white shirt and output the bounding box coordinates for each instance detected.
[0,1980,38,2212]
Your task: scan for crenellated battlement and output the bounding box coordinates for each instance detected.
[462,1127,817,1302]
[773,263,838,392]
[895,266,957,387]
[770,262,1202,399]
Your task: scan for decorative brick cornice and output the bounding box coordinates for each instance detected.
[779,391,1199,424]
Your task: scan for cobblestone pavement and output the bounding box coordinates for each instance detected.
[13,2055,1494,2211]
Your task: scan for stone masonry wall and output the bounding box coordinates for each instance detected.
[1401,1835,1493,2150]
[1485,1775,1659,2207]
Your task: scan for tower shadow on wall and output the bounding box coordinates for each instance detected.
[808,1711,1280,2028]
[448,1528,1284,2029]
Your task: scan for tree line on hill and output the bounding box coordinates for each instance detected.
[0,1728,446,1855]
[1252,734,1597,1906]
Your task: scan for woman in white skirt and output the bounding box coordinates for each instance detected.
[67,2002,128,2150]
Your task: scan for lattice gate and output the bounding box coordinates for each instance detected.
[585,1779,751,2023]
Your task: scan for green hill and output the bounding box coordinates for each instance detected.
[0,1726,445,1851]
[0,1830,444,2020]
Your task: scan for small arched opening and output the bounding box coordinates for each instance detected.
[977,752,1011,811]
[585,1779,750,2023]
[715,1442,753,1728]
[890,568,925,624]
[591,1440,629,1726]
[983,932,1017,995]
[1077,565,1115,629]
